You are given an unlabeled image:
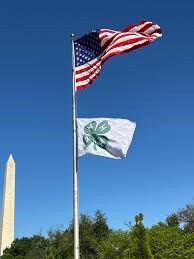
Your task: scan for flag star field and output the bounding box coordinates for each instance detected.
[75,31,102,66]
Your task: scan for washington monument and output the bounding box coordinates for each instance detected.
[0,154,15,256]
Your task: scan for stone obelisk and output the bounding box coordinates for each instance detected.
[0,154,15,256]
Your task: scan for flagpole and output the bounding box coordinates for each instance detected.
[71,33,80,259]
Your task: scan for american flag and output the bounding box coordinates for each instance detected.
[74,20,162,91]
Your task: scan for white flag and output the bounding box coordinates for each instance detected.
[77,118,136,159]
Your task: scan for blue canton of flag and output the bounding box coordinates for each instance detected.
[74,31,103,67]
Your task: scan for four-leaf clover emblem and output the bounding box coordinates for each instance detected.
[83,120,111,150]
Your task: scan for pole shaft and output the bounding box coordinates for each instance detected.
[71,34,79,259]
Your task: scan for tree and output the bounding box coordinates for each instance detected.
[177,204,194,232]
[2,235,49,259]
[47,211,110,259]
[166,213,179,227]
[97,229,131,259]
[79,214,97,258]
[128,213,154,259]
[149,223,194,258]
[48,228,74,259]
[93,210,109,242]
[79,210,110,258]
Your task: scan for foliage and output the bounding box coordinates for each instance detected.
[46,210,110,259]
[97,230,131,259]
[47,227,74,258]
[165,213,179,227]
[177,204,194,232]
[126,213,154,259]
[2,235,49,259]
[148,224,194,259]
[2,205,194,259]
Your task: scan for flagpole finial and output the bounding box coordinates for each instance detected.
[71,33,75,38]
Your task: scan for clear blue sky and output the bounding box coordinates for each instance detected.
[0,0,194,238]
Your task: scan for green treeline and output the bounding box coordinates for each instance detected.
[2,204,194,259]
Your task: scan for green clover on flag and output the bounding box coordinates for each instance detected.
[83,120,111,150]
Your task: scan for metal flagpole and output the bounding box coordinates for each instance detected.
[71,33,80,259]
